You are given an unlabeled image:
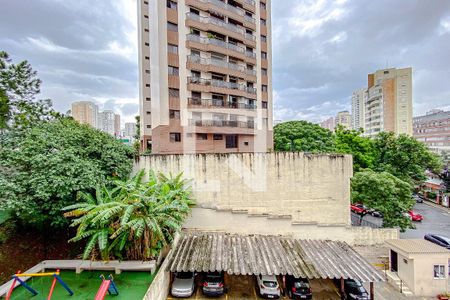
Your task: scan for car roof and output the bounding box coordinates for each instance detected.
[260,275,277,281]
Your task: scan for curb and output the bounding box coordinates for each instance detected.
[422,200,450,214]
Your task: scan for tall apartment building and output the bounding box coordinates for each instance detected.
[138,0,273,154]
[98,110,116,136]
[351,88,367,131]
[364,67,413,137]
[320,117,335,132]
[413,110,450,152]
[114,114,121,137]
[124,122,137,138]
[71,101,98,128]
[336,111,351,129]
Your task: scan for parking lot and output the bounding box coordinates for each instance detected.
[167,275,340,300]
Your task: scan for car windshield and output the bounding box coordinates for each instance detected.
[438,236,450,244]
[206,274,222,283]
[263,281,278,288]
[176,272,193,279]
[294,281,309,288]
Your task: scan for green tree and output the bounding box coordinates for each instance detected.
[0,118,134,229]
[63,170,194,260]
[335,126,376,171]
[373,132,442,184]
[134,115,140,140]
[274,121,336,152]
[0,51,59,130]
[351,170,415,231]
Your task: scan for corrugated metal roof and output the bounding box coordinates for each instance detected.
[386,239,450,254]
[166,232,385,282]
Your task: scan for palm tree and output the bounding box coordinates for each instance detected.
[63,170,194,261]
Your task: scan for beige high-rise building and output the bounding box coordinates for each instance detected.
[138,0,273,154]
[365,67,413,137]
[71,101,98,128]
[336,111,352,129]
[351,88,367,131]
[320,117,335,132]
[114,114,121,137]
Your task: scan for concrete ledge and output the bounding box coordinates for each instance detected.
[0,260,156,297]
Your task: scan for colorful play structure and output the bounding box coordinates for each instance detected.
[94,274,119,300]
[5,270,119,300]
[6,269,73,300]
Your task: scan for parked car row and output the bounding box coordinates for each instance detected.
[350,203,424,222]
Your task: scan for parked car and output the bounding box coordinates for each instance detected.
[256,275,281,299]
[343,279,369,300]
[202,272,225,297]
[413,194,423,203]
[424,234,450,249]
[171,272,195,298]
[350,204,368,215]
[285,276,312,299]
[408,210,423,222]
[368,209,383,218]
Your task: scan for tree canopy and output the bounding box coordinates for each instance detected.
[274,121,336,152]
[0,118,134,229]
[351,170,415,231]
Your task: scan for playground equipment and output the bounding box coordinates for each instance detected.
[94,274,119,300]
[6,269,73,300]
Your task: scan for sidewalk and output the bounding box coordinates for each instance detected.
[422,199,450,213]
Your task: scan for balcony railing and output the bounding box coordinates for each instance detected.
[193,0,257,23]
[186,13,245,35]
[245,51,256,59]
[188,77,257,95]
[188,55,246,72]
[187,35,250,56]
[189,119,255,129]
[188,98,257,109]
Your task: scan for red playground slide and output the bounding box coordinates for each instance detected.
[94,280,111,300]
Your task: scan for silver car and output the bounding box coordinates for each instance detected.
[256,275,281,299]
[171,272,195,298]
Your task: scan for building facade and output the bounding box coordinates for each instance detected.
[320,117,335,132]
[71,101,98,128]
[124,122,137,138]
[114,114,121,137]
[138,0,273,154]
[413,110,450,153]
[365,67,413,137]
[336,110,351,129]
[98,110,116,136]
[351,88,367,131]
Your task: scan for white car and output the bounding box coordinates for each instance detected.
[256,274,281,299]
[171,272,195,298]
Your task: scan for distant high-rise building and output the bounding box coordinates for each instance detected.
[413,110,450,152]
[320,117,335,132]
[98,110,116,136]
[336,111,352,129]
[114,114,121,137]
[365,67,413,137]
[71,101,98,128]
[351,89,367,131]
[138,0,273,154]
[124,122,137,138]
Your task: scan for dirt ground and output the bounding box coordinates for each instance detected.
[167,275,340,300]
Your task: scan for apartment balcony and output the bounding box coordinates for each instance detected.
[235,0,256,13]
[185,0,256,29]
[189,119,255,129]
[185,13,256,47]
[186,34,256,64]
[187,76,257,98]
[188,98,257,110]
[187,55,257,81]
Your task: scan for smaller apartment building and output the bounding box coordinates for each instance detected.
[414,110,450,152]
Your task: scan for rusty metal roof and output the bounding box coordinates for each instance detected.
[166,232,385,282]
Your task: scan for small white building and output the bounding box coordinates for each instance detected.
[386,239,450,297]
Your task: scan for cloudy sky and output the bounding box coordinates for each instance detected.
[1,0,450,125]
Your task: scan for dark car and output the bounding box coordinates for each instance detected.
[285,276,312,299]
[424,234,450,249]
[413,194,423,203]
[343,279,369,300]
[368,209,383,218]
[202,272,225,297]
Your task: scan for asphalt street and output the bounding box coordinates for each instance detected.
[401,202,450,239]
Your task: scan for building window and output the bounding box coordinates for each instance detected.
[146,125,151,128]
[261,52,267,59]
[145,42,149,46]
[146,111,151,115]
[170,132,181,142]
[262,101,268,109]
[196,133,208,140]
[213,134,223,140]
[146,97,151,101]
[167,22,178,32]
[261,35,267,43]
[144,1,148,4]
[144,15,149,19]
[168,66,179,76]
[166,0,177,9]
[262,85,268,92]
[145,70,150,74]
[145,84,150,87]
[226,135,238,148]
[260,2,266,10]
[169,88,180,97]
[434,265,445,279]
[261,18,266,26]
[145,56,150,60]
[262,68,268,76]
[168,43,178,54]
[169,110,180,119]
